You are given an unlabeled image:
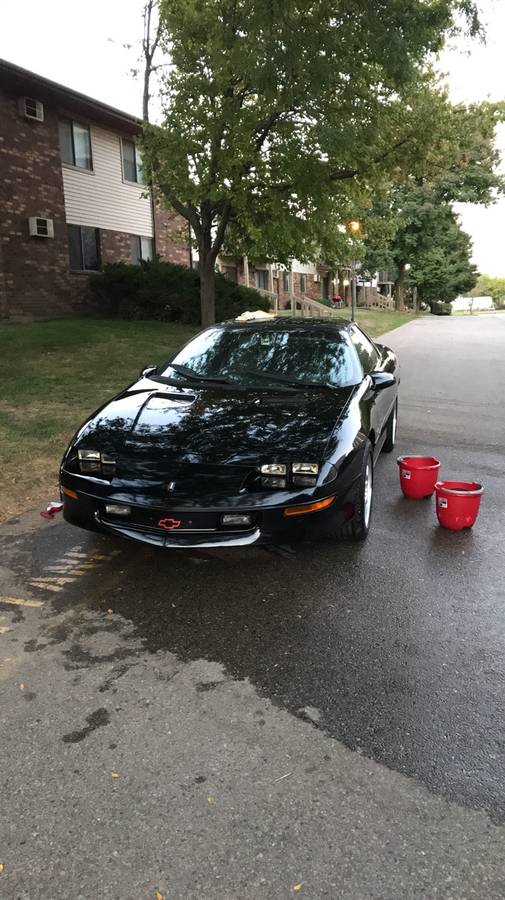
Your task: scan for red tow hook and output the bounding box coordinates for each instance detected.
[40,501,64,520]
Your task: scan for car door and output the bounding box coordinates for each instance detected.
[348,325,393,445]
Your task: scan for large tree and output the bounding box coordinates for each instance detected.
[142,0,482,325]
[362,98,504,308]
[404,204,478,306]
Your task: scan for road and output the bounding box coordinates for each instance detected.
[1,314,505,899]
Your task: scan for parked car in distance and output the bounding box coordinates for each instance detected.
[60,318,399,548]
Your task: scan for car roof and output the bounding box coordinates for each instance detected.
[222,316,352,333]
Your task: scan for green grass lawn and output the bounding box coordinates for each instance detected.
[336,306,421,336]
[280,305,420,335]
[0,319,196,521]
[0,309,415,520]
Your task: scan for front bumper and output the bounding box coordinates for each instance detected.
[60,478,357,549]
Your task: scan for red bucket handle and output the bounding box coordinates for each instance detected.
[397,456,440,469]
[435,482,484,497]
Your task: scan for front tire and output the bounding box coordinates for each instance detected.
[331,442,374,542]
[382,399,398,453]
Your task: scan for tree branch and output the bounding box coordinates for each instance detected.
[210,202,233,261]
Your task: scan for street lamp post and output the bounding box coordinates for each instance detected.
[351,258,357,322]
[347,221,361,322]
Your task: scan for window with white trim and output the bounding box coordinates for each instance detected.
[59,119,92,170]
[255,269,269,290]
[68,225,100,271]
[122,139,144,183]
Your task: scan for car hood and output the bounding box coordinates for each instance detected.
[75,381,355,466]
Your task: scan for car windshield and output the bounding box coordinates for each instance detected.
[159,326,362,388]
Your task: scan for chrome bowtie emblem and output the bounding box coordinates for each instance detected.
[167,481,177,492]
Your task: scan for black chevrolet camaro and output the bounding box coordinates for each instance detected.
[60,318,399,548]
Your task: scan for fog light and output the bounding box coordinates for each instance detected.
[105,504,131,517]
[221,513,253,527]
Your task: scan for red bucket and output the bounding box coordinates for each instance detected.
[397,456,440,500]
[435,481,483,531]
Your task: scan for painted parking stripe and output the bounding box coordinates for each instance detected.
[27,546,122,594]
[0,597,45,608]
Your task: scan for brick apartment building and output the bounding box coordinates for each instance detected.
[0,58,369,321]
[0,59,190,320]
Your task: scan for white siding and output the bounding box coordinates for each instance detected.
[291,259,318,275]
[62,125,153,236]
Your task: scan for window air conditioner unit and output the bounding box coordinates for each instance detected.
[313,273,321,283]
[28,217,54,238]
[19,97,44,122]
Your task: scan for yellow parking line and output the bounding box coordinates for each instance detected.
[0,596,44,608]
[28,582,63,593]
[31,576,78,587]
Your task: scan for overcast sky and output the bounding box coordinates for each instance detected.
[1,0,504,276]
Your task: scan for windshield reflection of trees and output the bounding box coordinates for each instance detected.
[165,330,360,387]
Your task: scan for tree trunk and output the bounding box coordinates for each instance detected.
[412,286,419,313]
[199,232,216,326]
[394,262,407,311]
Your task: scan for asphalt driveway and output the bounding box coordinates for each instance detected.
[1,314,505,898]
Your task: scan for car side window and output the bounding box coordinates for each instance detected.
[349,325,380,374]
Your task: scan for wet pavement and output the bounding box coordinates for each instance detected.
[1,314,505,898]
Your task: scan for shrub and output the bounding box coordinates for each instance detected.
[430,300,452,316]
[87,259,270,324]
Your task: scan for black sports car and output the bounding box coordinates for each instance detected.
[60,318,399,548]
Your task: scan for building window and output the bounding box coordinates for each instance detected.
[68,225,100,271]
[283,271,290,292]
[255,269,269,290]
[59,119,92,170]
[300,273,307,294]
[131,235,153,264]
[222,265,237,282]
[122,139,144,184]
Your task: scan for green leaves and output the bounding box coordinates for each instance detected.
[141,0,495,322]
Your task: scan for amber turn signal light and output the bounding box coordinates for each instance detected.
[62,486,79,500]
[283,496,335,517]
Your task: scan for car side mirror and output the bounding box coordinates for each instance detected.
[370,371,396,391]
[141,365,157,379]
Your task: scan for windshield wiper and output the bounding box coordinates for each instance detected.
[166,363,232,385]
[243,370,338,390]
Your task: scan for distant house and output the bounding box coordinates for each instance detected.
[0,59,190,320]
[451,296,494,312]
[214,256,340,306]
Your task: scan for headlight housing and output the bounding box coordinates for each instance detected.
[292,462,319,487]
[260,463,287,488]
[292,463,319,476]
[260,464,287,476]
[78,449,116,477]
[258,462,319,490]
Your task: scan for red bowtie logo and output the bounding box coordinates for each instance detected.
[158,517,182,531]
